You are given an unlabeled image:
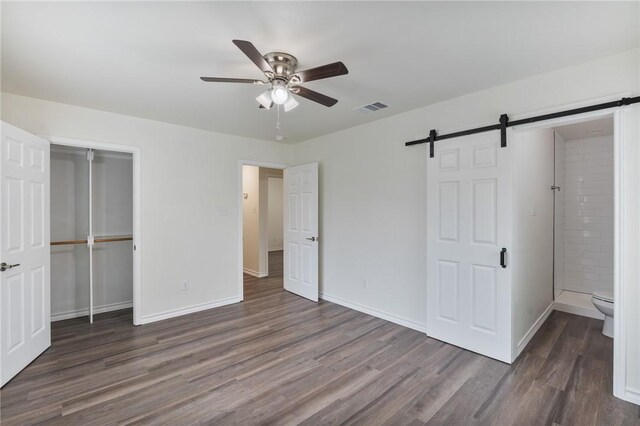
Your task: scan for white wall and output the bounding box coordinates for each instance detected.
[561,134,614,294]
[50,148,133,319]
[554,131,566,298]
[1,92,291,322]
[292,49,640,399]
[511,128,555,354]
[267,177,284,251]
[242,165,260,276]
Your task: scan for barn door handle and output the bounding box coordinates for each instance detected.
[500,248,507,268]
[0,262,20,272]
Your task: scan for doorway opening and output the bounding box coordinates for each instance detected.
[551,116,615,320]
[50,144,134,325]
[49,136,142,326]
[241,164,285,299]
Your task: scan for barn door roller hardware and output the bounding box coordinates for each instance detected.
[405,95,640,158]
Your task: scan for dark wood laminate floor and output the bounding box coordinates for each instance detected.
[1,251,638,425]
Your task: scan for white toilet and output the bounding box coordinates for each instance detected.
[592,291,614,338]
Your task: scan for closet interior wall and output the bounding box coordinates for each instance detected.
[50,145,133,321]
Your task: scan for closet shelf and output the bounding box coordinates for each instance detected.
[51,235,133,246]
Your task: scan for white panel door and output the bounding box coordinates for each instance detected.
[283,163,318,302]
[427,132,512,363]
[1,122,50,386]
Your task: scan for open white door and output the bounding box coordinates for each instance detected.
[283,162,318,302]
[1,122,50,386]
[427,132,513,363]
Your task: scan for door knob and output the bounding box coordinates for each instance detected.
[0,262,20,272]
[306,236,318,242]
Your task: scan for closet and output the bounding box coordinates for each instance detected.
[50,145,133,323]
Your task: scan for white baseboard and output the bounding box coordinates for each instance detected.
[554,290,604,320]
[516,302,554,357]
[243,268,267,278]
[51,300,133,322]
[622,387,640,405]
[319,292,426,333]
[139,296,242,325]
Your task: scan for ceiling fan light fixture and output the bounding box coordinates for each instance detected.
[271,81,289,105]
[256,90,273,109]
[283,95,299,112]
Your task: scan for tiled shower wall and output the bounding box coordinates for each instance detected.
[559,134,614,294]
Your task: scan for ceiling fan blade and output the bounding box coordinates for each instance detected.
[232,39,274,75]
[200,77,264,84]
[292,62,348,83]
[290,86,338,107]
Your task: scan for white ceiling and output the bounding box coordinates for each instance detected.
[554,116,614,141]
[2,2,638,143]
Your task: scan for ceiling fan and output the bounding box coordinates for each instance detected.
[200,40,348,112]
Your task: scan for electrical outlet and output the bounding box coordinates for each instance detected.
[182,281,189,291]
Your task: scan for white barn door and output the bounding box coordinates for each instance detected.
[1,122,51,386]
[427,132,513,363]
[283,163,318,302]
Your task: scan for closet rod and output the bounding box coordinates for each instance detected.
[50,235,133,246]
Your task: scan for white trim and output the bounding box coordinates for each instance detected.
[516,303,554,357]
[553,290,604,320]
[320,292,426,333]
[50,145,132,160]
[612,109,627,401]
[243,268,267,278]
[623,387,640,405]
[238,160,288,302]
[553,301,604,320]
[51,301,133,322]
[139,296,241,325]
[44,135,143,326]
[268,248,284,252]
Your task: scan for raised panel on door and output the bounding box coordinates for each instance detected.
[6,272,26,354]
[30,182,45,247]
[436,260,459,323]
[6,177,24,253]
[470,264,497,333]
[438,181,459,243]
[471,179,497,246]
[30,266,46,337]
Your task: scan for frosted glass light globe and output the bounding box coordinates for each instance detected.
[271,83,289,105]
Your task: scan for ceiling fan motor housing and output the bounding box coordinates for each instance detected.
[263,52,298,81]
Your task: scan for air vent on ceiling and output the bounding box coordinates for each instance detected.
[355,102,388,113]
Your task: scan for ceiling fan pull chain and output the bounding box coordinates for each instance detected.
[276,104,281,132]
